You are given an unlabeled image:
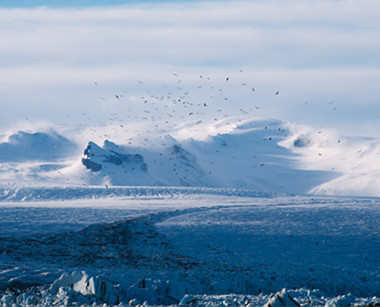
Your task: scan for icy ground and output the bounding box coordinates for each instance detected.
[0,188,379,306]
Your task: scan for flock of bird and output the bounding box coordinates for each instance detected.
[94,71,279,130]
[19,69,342,187]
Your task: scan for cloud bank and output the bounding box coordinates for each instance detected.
[0,0,379,136]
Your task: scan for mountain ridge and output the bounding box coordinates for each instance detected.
[0,117,378,196]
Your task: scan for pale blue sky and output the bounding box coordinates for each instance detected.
[0,0,379,137]
[0,0,204,8]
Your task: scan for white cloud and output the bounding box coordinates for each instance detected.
[0,0,379,136]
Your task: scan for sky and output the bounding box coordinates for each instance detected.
[1,0,380,137]
[0,0,204,8]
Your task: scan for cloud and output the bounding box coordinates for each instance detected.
[0,0,379,136]
[1,1,379,68]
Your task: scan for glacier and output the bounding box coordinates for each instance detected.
[0,117,379,306]
[0,191,379,306]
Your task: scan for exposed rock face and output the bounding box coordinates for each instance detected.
[81,140,153,185]
[82,140,147,173]
[168,144,205,186]
[293,136,310,148]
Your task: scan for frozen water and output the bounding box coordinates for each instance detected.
[0,190,379,306]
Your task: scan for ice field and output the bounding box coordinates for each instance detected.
[0,189,379,306]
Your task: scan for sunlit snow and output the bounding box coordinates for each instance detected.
[1,2,380,305]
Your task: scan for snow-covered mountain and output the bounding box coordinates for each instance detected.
[1,117,379,196]
[81,140,154,186]
[52,118,336,193]
[0,130,77,162]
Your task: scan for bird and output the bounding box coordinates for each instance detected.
[275,91,279,95]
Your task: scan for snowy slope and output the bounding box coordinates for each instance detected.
[0,118,335,193]
[0,130,77,162]
[0,129,78,186]
[180,118,334,193]
[280,127,380,196]
[1,117,380,196]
